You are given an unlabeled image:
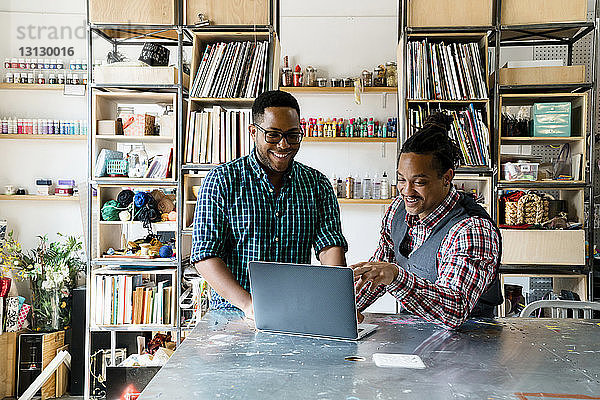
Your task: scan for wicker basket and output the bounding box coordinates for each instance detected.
[504,192,549,225]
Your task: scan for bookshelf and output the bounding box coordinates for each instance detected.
[401,0,599,312]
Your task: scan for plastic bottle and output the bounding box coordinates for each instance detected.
[367,118,374,138]
[372,173,381,199]
[330,174,339,197]
[353,175,362,199]
[380,172,390,199]
[362,173,372,200]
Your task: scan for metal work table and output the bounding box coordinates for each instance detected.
[140,311,600,399]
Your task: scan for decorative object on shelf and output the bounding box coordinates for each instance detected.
[1,118,87,135]
[106,159,129,177]
[122,114,156,137]
[502,191,551,227]
[127,145,150,178]
[305,66,317,87]
[373,65,385,87]
[139,43,170,67]
[4,184,16,195]
[0,232,84,332]
[301,116,397,138]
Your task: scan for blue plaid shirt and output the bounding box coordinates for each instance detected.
[191,149,348,309]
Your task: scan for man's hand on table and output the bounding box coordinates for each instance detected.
[351,261,399,292]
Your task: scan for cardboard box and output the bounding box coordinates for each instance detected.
[186,0,271,26]
[501,0,587,25]
[89,0,177,25]
[0,331,20,398]
[408,0,493,27]
[94,66,189,90]
[121,114,156,137]
[97,120,123,135]
[41,330,65,400]
[499,66,586,86]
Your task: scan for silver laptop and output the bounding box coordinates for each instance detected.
[248,261,378,341]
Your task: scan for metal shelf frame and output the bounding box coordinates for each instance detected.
[399,0,600,304]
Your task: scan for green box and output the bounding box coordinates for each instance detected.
[532,102,571,137]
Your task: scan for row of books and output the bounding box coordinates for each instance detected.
[93,275,172,326]
[145,149,173,179]
[408,105,490,166]
[185,106,253,164]
[407,40,488,100]
[190,41,269,98]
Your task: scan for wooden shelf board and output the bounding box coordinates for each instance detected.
[95,135,174,143]
[280,87,397,94]
[189,97,255,103]
[0,195,79,201]
[92,266,177,275]
[185,200,196,204]
[303,137,397,143]
[99,220,177,226]
[498,180,585,185]
[0,83,65,90]
[500,136,584,142]
[0,134,86,140]
[90,324,177,332]
[406,99,489,103]
[337,198,394,205]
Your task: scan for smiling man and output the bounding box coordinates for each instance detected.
[352,113,502,329]
[191,90,347,318]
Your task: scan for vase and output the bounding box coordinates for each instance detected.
[31,281,63,332]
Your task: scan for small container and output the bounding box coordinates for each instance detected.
[281,67,292,86]
[50,59,57,69]
[373,66,385,87]
[331,78,343,87]
[38,59,45,69]
[82,74,88,85]
[82,59,88,71]
[73,74,79,85]
[58,74,65,84]
[305,66,317,87]
[18,58,26,69]
[75,59,82,70]
[27,73,34,84]
[345,177,355,199]
[385,61,397,87]
[48,74,57,84]
[361,70,373,87]
[293,65,302,87]
[57,59,64,70]
[316,77,327,87]
[44,59,51,69]
[37,73,45,84]
[20,73,28,84]
[5,72,13,84]
[4,58,10,69]
[11,58,19,69]
[344,77,354,87]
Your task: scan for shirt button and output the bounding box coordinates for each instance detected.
[275,212,280,217]
[274,237,279,242]
[269,188,274,193]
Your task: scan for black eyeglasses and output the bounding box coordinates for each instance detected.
[252,124,304,145]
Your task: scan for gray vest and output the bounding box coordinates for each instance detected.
[391,192,503,318]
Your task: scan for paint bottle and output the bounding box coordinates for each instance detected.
[330,174,339,197]
[362,174,372,199]
[293,65,302,87]
[66,74,72,85]
[50,59,57,69]
[44,59,51,69]
[367,118,374,137]
[27,73,34,84]
[76,59,82,70]
[380,172,390,200]
[37,59,45,70]
[337,177,345,198]
[57,59,65,70]
[5,72,13,84]
[20,73,27,84]
[48,74,57,84]
[58,74,65,85]
[353,174,362,199]
[345,176,354,199]
[11,58,18,69]
[82,59,88,71]
[73,74,79,85]
[3,58,10,69]
[70,59,76,70]
[372,174,381,200]
[19,58,26,69]
[37,73,45,84]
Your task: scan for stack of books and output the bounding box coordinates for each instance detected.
[185,106,253,164]
[408,105,490,166]
[94,275,172,326]
[190,41,269,98]
[407,40,488,100]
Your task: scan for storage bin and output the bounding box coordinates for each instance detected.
[501,0,587,25]
[502,162,539,181]
[94,66,189,90]
[408,0,493,27]
[533,102,571,137]
[186,0,271,26]
[501,229,585,265]
[89,0,177,25]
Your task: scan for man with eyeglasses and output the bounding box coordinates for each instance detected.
[191,90,348,318]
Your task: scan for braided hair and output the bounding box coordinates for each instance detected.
[400,112,462,177]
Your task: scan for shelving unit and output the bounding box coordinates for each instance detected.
[401,0,599,313]
[0,195,80,201]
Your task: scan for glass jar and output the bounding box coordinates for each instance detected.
[361,70,373,87]
[373,66,385,87]
[281,67,293,86]
[344,77,355,87]
[127,145,149,178]
[305,66,317,87]
[316,77,327,87]
[331,78,343,87]
[37,73,45,84]
[5,72,13,84]
[385,61,397,87]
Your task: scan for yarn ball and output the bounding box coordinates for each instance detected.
[150,189,165,202]
[101,200,122,221]
[158,197,175,213]
[134,191,150,208]
[159,245,173,258]
[118,210,131,221]
[116,189,135,207]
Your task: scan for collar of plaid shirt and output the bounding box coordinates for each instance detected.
[404,185,460,230]
[248,147,297,188]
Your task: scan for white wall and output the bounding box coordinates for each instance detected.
[0,1,87,250]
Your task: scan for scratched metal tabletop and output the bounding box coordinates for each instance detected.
[139,311,600,400]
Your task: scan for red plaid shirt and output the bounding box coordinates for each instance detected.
[356,186,500,329]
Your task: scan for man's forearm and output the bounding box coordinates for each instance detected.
[318,246,346,267]
[194,257,252,313]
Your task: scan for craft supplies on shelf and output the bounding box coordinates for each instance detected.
[300,116,397,138]
[0,118,87,135]
[330,172,394,200]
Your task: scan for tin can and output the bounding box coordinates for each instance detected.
[281,67,293,86]
[345,177,355,199]
[331,78,343,87]
[344,78,355,87]
[316,78,327,87]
